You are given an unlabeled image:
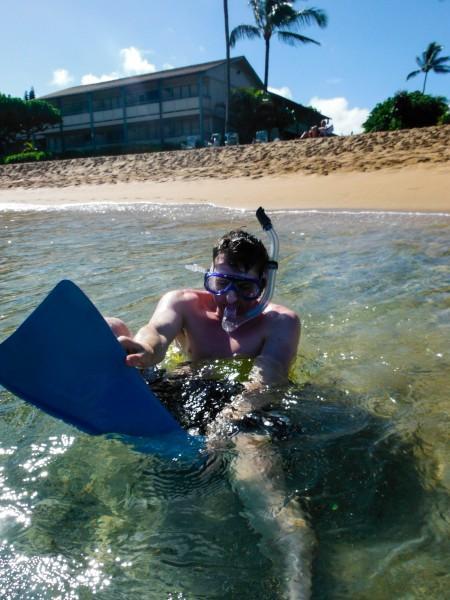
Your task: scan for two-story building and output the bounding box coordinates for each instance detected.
[39,56,322,154]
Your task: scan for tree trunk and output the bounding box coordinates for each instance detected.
[422,70,428,94]
[224,0,231,134]
[264,37,270,92]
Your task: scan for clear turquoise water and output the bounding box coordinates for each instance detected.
[0,204,449,599]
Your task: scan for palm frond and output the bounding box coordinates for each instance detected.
[424,42,443,62]
[229,24,261,47]
[406,70,421,81]
[249,0,265,28]
[277,31,320,46]
[287,8,328,30]
[433,65,450,73]
[433,55,450,65]
[270,4,297,28]
[238,0,328,90]
[415,55,425,68]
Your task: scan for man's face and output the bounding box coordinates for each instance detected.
[210,253,262,314]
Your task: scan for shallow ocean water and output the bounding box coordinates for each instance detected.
[0,203,449,599]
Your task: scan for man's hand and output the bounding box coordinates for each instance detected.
[118,336,155,368]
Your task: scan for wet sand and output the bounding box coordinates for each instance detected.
[1,125,449,212]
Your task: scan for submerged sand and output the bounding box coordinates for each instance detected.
[0,125,449,212]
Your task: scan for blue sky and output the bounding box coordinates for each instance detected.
[2,0,450,134]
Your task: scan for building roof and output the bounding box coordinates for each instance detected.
[40,56,262,99]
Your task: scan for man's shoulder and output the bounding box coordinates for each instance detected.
[160,288,210,308]
[163,288,208,300]
[265,302,299,319]
[264,302,301,329]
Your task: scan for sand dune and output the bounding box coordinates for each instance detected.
[0,125,449,212]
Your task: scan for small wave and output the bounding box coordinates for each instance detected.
[229,207,450,218]
[0,201,166,213]
[1,199,448,218]
[0,200,221,213]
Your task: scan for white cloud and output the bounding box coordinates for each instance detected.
[120,46,156,75]
[268,86,293,100]
[81,72,119,85]
[308,96,370,135]
[79,47,156,87]
[50,68,74,87]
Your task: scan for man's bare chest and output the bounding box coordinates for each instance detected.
[177,312,265,360]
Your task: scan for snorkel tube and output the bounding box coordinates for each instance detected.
[222,207,279,333]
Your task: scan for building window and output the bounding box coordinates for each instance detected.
[162,82,197,101]
[61,97,89,116]
[47,136,62,152]
[127,94,138,107]
[128,121,160,142]
[146,89,159,102]
[181,84,196,98]
[95,126,124,145]
[163,117,199,138]
[126,88,159,106]
[93,95,122,112]
[163,87,174,100]
[64,131,93,149]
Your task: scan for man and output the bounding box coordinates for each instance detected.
[109,229,300,415]
[108,227,312,598]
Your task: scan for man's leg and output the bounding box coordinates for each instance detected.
[230,433,314,600]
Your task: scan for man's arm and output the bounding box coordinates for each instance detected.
[248,308,300,388]
[119,290,185,368]
[237,309,300,413]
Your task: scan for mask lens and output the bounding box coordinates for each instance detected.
[205,274,231,293]
[235,280,260,299]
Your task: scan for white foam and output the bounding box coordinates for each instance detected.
[0,200,220,213]
[215,205,450,218]
[0,201,448,218]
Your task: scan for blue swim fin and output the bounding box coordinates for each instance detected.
[0,280,184,439]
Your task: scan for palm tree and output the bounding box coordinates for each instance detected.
[224,0,231,134]
[230,0,327,92]
[407,42,450,94]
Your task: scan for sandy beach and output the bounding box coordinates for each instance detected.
[1,125,449,212]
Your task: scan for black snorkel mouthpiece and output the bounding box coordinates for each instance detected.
[256,206,273,231]
[256,206,278,270]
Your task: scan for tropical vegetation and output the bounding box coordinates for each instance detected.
[229,0,327,91]
[406,42,450,94]
[363,91,449,133]
[0,93,61,155]
[24,87,36,101]
[229,87,321,142]
[3,149,51,165]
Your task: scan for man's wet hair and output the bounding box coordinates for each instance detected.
[213,230,269,276]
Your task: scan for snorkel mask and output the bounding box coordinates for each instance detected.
[215,207,279,333]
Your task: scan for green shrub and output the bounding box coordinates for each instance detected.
[4,150,51,164]
[363,91,448,132]
[438,111,450,125]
